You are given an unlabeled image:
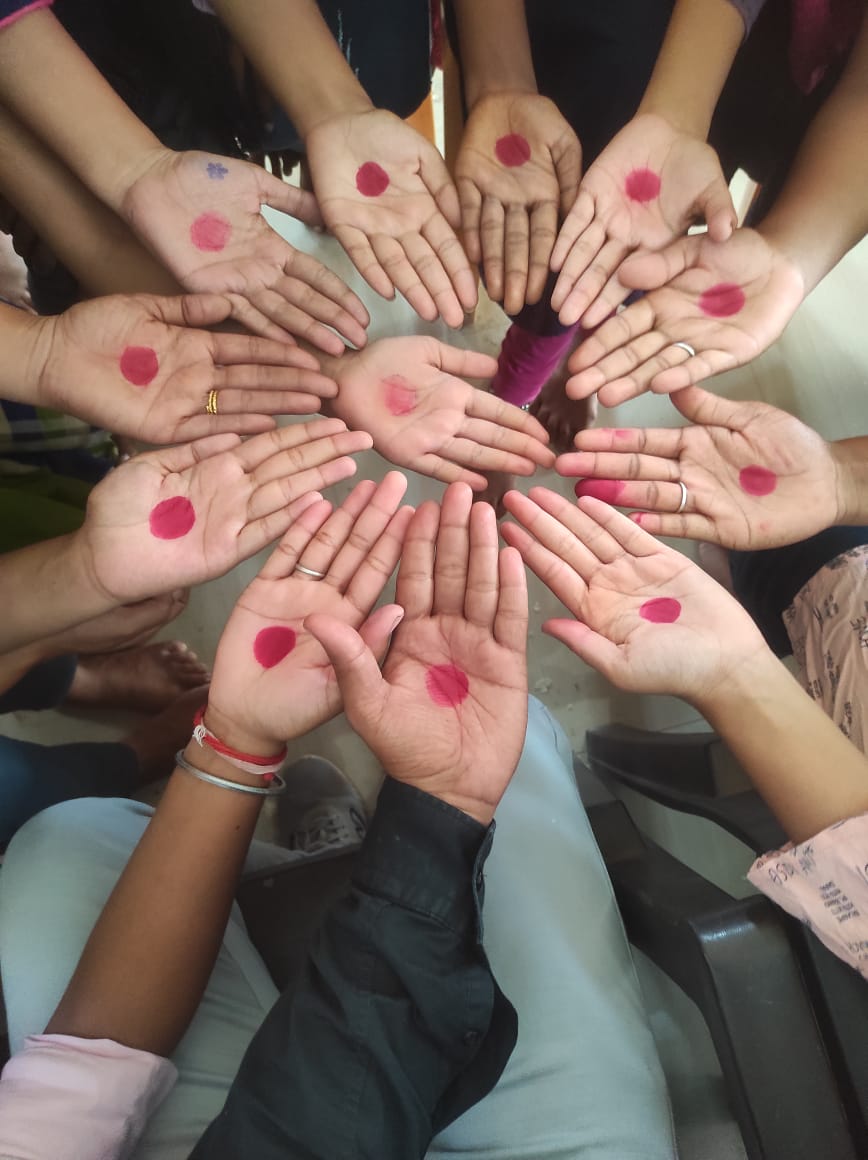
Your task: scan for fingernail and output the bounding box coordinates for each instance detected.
[388,609,405,634]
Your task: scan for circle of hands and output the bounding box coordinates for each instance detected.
[330,336,554,489]
[43,293,339,443]
[305,109,478,328]
[454,92,582,315]
[559,389,840,550]
[121,148,369,352]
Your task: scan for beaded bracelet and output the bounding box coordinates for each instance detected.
[175,750,286,797]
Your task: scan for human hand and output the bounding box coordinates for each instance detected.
[39,293,339,443]
[204,473,412,752]
[305,109,477,327]
[566,229,805,405]
[455,92,581,314]
[77,419,372,602]
[556,388,840,550]
[307,484,529,825]
[327,336,554,489]
[550,113,736,328]
[120,149,369,351]
[502,487,767,705]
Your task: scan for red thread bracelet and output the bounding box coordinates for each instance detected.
[191,706,287,778]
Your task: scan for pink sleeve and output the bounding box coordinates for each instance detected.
[0,1034,176,1160]
[748,812,868,978]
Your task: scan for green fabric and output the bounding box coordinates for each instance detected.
[0,469,91,552]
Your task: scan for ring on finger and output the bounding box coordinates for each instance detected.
[671,341,696,359]
[675,480,689,515]
[293,563,327,580]
[205,389,219,415]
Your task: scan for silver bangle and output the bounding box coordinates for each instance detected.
[175,750,286,796]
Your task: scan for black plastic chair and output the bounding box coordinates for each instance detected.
[586,723,868,1160]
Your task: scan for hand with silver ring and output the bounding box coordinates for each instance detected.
[205,472,414,749]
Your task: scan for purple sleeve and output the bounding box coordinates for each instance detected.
[726,0,768,36]
[0,0,53,32]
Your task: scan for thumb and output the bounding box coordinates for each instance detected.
[304,612,389,718]
[618,236,701,291]
[259,169,325,229]
[150,293,234,330]
[700,178,737,243]
[358,603,405,665]
[670,384,748,429]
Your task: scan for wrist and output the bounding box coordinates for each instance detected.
[0,305,54,406]
[298,88,374,139]
[113,145,180,218]
[830,437,868,526]
[59,531,119,622]
[181,735,276,790]
[199,702,284,760]
[689,647,789,723]
[465,78,538,112]
[632,103,707,142]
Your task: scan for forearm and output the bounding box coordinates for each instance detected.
[757,11,868,293]
[0,301,49,404]
[696,652,868,843]
[209,0,371,137]
[191,779,516,1159]
[3,532,116,652]
[638,0,745,136]
[46,740,265,1056]
[452,0,537,109]
[0,105,179,297]
[0,8,164,211]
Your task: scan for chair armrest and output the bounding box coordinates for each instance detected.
[587,800,855,1160]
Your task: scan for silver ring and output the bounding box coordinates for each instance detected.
[293,564,327,580]
[672,341,696,358]
[675,480,689,514]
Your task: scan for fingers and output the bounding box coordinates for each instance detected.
[433,482,473,616]
[413,453,488,491]
[334,224,396,302]
[257,499,336,580]
[285,248,370,329]
[457,177,483,265]
[357,602,406,666]
[568,299,656,376]
[344,505,415,615]
[644,349,737,397]
[153,293,234,330]
[550,188,594,272]
[213,362,337,398]
[210,332,321,372]
[441,435,544,476]
[466,389,550,442]
[557,237,629,329]
[566,331,671,401]
[494,546,529,653]
[212,388,331,417]
[289,478,378,578]
[464,501,500,629]
[576,493,671,557]
[503,203,531,316]
[702,179,737,244]
[564,422,683,459]
[431,343,499,382]
[371,234,439,322]
[243,285,352,357]
[480,195,506,303]
[224,292,301,344]
[315,472,408,595]
[234,418,363,472]
[247,430,371,519]
[421,212,479,318]
[152,433,242,475]
[526,201,559,306]
[395,500,440,619]
[304,614,387,719]
[574,477,685,513]
[618,236,700,292]
[499,512,588,618]
[629,509,719,542]
[557,448,681,484]
[459,416,555,471]
[579,268,629,330]
[402,231,467,328]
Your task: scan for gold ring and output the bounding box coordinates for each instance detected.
[205,389,219,415]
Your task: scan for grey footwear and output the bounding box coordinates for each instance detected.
[276,755,367,857]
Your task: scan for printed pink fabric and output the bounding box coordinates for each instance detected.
[749,813,868,978]
[0,1034,176,1159]
[789,0,862,93]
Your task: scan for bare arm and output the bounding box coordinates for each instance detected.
[0,8,165,210]
[758,7,868,293]
[451,0,537,107]
[637,0,746,136]
[208,0,372,136]
[0,105,178,298]
[697,653,868,844]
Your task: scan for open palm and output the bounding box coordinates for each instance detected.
[455,92,581,313]
[502,487,767,703]
[205,474,412,749]
[567,229,805,405]
[121,149,369,351]
[306,109,477,327]
[328,336,553,488]
[42,293,339,443]
[551,113,735,328]
[559,389,839,549]
[308,486,529,823]
[79,420,370,602]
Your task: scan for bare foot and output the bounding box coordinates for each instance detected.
[51,592,189,657]
[67,640,210,713]
[530,370,599,455]
[124,685,210,784]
